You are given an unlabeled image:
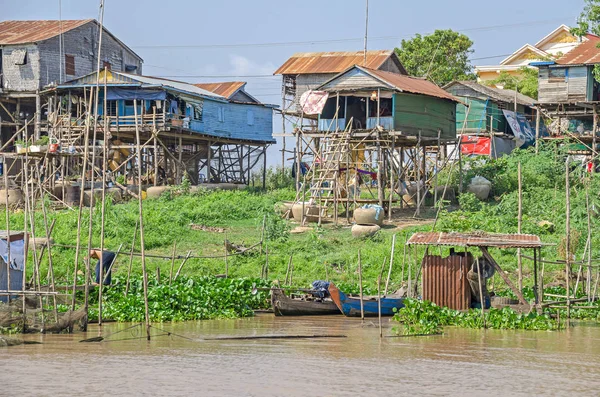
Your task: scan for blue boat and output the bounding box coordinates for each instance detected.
[328,283,405,317]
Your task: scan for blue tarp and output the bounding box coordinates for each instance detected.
[106,88,166,101]
[502,110,549,149]
[311,280,330,298]
[0,238,24,271]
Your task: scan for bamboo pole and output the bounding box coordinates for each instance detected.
[224,232,229,278]
[37,166,58,322]
[384,234,396,295]
[476,258,486,328]
[378,256,386,338]
[133,99,151,340]
[517,162,523,292]
[124,221,138,297]
[3,153,11,304]
[284,255,293,285]
[173,250,192,281]
[71,87,93,314]
[565,158,571,319]
[168,241,177,286]
[358,249,364,321]
[98,67,109,326]
[586,186,593,300]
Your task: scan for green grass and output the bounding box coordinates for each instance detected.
[5,141,600,323]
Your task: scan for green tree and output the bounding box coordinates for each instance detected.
[395,29,476,86]
[572,0,600,36]
[572,0,600,82]
[487,67,539,99]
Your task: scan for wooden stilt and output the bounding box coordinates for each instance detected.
[133,99,151,340]
[358,249,364,321]
[124,221,138,297]
[517,162,523,292]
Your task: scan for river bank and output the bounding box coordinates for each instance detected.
[4,315,600,396]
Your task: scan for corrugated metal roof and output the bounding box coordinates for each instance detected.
[365,68,460,102]
[59,70,225,101]
[193,82,245,99]
[0,19,92,45]
[406,232,542,248]
[444,81,536,107]
[274,50,395,75]
[556,34,600,65]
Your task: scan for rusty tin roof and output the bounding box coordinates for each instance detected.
[365,68,459,102]
[274,50,396,75]
[556,34,600,66]
[193,82,246,99]
[406,232,542,249]
[0,19,93,45]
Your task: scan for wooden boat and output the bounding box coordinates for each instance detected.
[271,288,340,316]
[328,282,405,317]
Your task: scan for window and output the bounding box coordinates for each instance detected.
[548,68,566,83]
[192,100,204,121]
[218,106,225,122]
[65,54,75,76]
[13,49,27,65]
[105,100,117,117]
[103,61,111,71]
[247,109,254,126]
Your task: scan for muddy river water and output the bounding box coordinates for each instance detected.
[2,315,600,396]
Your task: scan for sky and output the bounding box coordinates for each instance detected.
[2,0,587,166]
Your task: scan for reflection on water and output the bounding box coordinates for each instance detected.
[2,315,600,396]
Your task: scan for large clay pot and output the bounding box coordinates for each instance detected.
[291,202,321,223]
[63,185,81,206]
[351,223,381,238]
[353,206,384,226]
[83,190,102,206]
[431,186,456,203]
[275,201,294,215]
[146,186,169,198]
[403,184,427,206]
[106,187,123,203]
[0,189,24,206]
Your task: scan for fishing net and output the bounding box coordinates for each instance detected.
[0,298,87,333]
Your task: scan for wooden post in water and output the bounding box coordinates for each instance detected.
[98,68,109,326]
[565,158,571,320]
[224,232,229,278]
[384,234,396,295]
[168,241,177,286]
[586,186,592,300]
[133,99,151,340]
[72,87,94,313]
[476,258,486,328]
[124,221,138,297]
[517,162,523,292]
[378,256,386,338]
[358,249,365,321]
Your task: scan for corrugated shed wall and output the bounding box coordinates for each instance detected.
[295,73,335,110]
[393,93,457,138]
[422,254,472,310]
[198,100,273,142]
[456,97,488,133]
[0,263,23,303]
[567,66,588,102]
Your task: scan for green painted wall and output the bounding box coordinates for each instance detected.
[393,93,456,138]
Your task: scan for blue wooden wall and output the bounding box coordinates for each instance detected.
[99,94,273,143]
